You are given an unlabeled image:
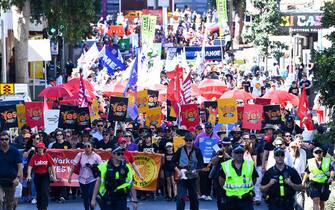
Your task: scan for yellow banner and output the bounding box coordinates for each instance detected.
[0,84,14,95]
[218,98,238,124]
[90,99,100,122]
[141,15,150,46]
[29,61,44,79]
[173,136,185,152]
[216,0,228,37]
[137,90,148,113]
[133,152,162,191]
[16,104,26,129]
[145,107,161,127]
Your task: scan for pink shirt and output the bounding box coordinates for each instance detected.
[74,151,102,184]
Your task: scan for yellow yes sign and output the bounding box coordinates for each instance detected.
[137,90,148,113]
[218,98,238,124]
[145,107,161,127]
[0,84,14,95]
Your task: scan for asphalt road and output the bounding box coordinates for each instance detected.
[17,199,268,210]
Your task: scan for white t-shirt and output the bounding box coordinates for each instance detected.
[266,150,294,170]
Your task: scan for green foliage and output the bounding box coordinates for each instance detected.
[1,0,100,44]
[313,1,335,109]
[245,0,287,58]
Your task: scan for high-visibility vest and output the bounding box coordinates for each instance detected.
[307,157,331,183]
[221,159,254,198]
[98,161,134,196]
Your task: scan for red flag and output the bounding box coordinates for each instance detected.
[78,73,89,107]
[180,71,192,105]
[297,87,314,130]
[167,65,183,119]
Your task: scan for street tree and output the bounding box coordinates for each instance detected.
[1,0,100,83]
[245,0,287,70]
[233,0,246,47]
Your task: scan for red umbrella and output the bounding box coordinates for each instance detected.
[64,77,95,93]
[102,81,127,97]
[198,79,229,99]
[62,89,95,102]
[220,89,255,101]
[39,85,73,99]
[262,90,299,106]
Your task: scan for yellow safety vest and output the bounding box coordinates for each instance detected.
[221,159,254,198]
[98,160,134,196]
[307,157,330,183]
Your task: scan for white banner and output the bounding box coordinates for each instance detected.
[44,109,60,134]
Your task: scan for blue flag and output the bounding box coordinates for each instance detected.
[124,56,139,120]
[100,47,126,75]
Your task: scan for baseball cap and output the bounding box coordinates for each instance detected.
[195,125,203,130]
[205,122,213,128]
[313,147,323,153]
[118,137,127,144]
[184,132,194,141]
[221,137,231,145]
[274,147,285,156]
[35,142,46,149]
[232,144,245,153]
[165,142,173,147]
[112,146,125,154]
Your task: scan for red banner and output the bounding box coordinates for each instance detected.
[108,25,125,37]
[242,104,263,130]
[181,104,200,128]
[47,150,162,191]
[255,98,271,105]
[25,102,51,128]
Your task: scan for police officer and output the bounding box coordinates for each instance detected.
[302,147,334,210]
[261,147,302,210]
[219,144,258,210]
[91,146,133,210]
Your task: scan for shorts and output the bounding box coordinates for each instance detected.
[309,182,330,201]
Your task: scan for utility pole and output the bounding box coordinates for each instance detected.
[1,7,7,83]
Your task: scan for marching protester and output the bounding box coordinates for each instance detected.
[68,141,102,210]
[219,144,258,210]
[261,147,302,210]
[0,130,23,210]
[302,147,334,210]
[27,142,57,210]
[173,132,204,210]
[91,146,133,210]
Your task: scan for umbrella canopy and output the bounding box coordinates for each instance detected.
[102,80,127,97]
[62,89,95,102]
[220,89,255,101]
[39,85,73,99]
[262,90,299,106]
[139,83,167,92]
[198,79,228,100]
[64,77,95,93]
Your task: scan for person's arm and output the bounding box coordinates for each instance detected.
[260,178,276,193]
[131,162,144,181]
[27,166,33,182]
[91,177,101,209]
[68,153,81,183]
[262,150,269,173]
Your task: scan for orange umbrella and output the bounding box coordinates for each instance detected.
[262,90,299,106]
[39,85,73,99]
[220,89,255,101]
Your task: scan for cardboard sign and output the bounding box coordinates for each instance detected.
[173,136,185,152]
[77,107,91,129]
[264,105,282,124]
[166,100,176,121]
[145,107,161,127]
[218,99,237,124]
[138,90,148,113]
[90,99,100,122]
[204,101,218,124]
[25,102,45,128]
[181,104,200,128]
[147,90,159,109]
[199,137,219,163]
[16,104,26,129]
[109,97,128,122]
[242,104,263,130]
[0,105,18,128]
[44,109,60,134]
[58,105,78,129]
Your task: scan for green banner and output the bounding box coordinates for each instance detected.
[118,38,130,52]
[216,0,228,37]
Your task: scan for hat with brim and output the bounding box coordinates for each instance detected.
[221,137,231,145]
[313,147,323,154]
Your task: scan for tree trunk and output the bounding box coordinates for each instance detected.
[12,0,30,83]
[233,0,246,48]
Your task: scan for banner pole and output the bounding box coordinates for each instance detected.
[114,121,118,136]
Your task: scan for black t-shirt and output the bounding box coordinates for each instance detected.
[0,146,22,181]
[96,140,115,150]
[281,124,303,135]
[219,160,259,180]
[139,143,159,153]
[264,141,275,151]
[51,141,72,149]
[242,81,251,92]
[252,142,264,167]
[299,80,311,95]
[261,165,301,200]
[288,87,299,96]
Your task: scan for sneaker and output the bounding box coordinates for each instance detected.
[31,198,37,204]
[200,195,206,200]
[205,196,212,201]
[58,197,65,203]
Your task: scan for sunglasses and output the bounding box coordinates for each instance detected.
[275,153,285,157]
[205,127,212,129]
[0,138,9,141]
[103,133,109,136]
[314,151,322,154]
[56,133,63,136]
[84,145,91,148]
[35,137,41,140]
[120,141,127,144]
[285,135,291,137]
[125,135,131,138]
[185,139,193,142]
[65,135,71,138]
[97,124,104,127]
[115,152,124,156]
